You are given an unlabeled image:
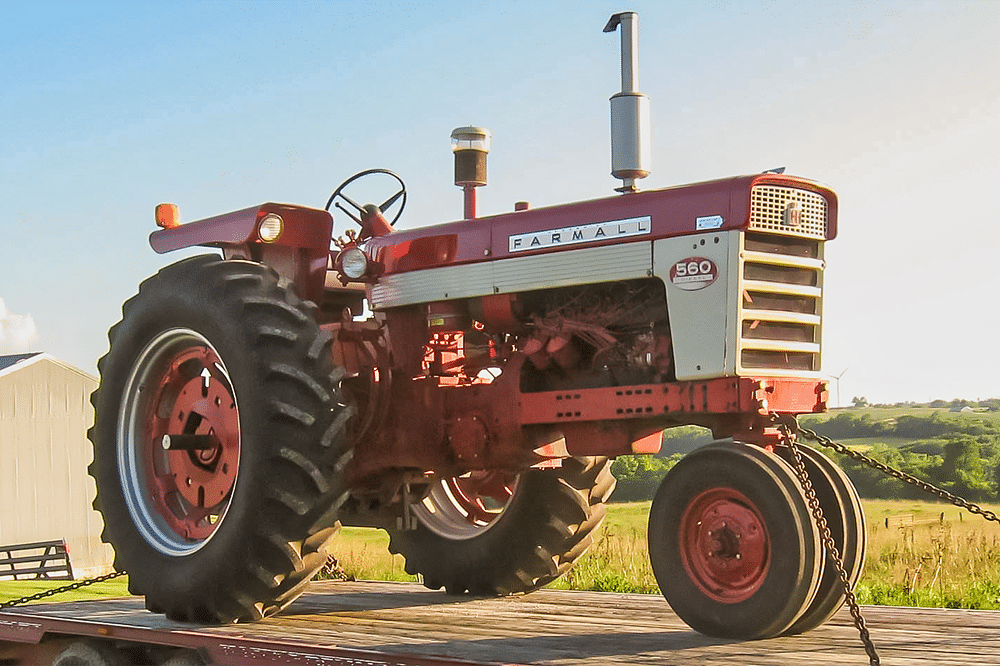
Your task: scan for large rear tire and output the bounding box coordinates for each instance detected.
[648,442,822,639]
[388,457,615,595]
[88,255,352,623]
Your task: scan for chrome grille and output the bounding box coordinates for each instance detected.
[738,232,823,376]
[750,186,828,239]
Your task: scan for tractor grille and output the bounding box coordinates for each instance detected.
[749,185,828,239]
[738,230,823,376]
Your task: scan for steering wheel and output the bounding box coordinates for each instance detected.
[325,168,407,228]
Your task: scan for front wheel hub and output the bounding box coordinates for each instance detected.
[679,487,769,603]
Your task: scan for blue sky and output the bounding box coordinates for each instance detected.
[1,1,998,405]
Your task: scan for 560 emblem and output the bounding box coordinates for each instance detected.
[669,257,718,291]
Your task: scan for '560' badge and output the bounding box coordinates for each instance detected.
[669,257,718,291]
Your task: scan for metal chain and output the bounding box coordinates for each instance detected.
[793,422,1000,524]
[321,555,355,582]
[0,570,127,610]
[774,415,1000,665]
[776,421,880,666]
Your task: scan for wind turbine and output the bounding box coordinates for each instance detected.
[825,367,849,408]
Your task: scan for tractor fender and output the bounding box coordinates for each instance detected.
[149,203,334,304]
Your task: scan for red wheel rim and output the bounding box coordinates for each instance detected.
[412,471,519,540]
[678,487,770,604]
[146,344,239,541]
[119,329,240,555]
[444,472,517,525]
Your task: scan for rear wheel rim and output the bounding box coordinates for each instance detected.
[412,471,519,540]
[679,487,770,604]
[117,328,240,556]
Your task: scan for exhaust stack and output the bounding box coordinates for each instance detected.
[604,12,651,193]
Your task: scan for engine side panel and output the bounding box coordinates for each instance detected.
[653,231,736,380]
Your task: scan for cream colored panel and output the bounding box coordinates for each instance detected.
[653,231,738,380]
[742,280,821,298]
[492,243,651,294]
[371,243,653,310]
[742,250,824,271]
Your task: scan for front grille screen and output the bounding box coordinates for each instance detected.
[750,185,828,239]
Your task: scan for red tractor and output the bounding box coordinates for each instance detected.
[88,12,864,640]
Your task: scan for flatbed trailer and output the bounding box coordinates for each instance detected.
[2,581,999,666]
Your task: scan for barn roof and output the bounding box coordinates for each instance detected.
[0,352,97,382]
[0,352,42,372]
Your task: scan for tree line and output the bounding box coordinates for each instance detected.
[799,411,1000,501]
[608,410,1000,503]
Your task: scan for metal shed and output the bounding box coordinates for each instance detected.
[0,353,114,578]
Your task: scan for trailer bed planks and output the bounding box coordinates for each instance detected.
[2,580,1000,665]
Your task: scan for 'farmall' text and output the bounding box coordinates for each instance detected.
[508,216,652,252]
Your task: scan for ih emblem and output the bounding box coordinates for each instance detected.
[783,201,802,227]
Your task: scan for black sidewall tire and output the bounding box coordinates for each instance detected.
[648,442,821,639]
[90,256,349,622]
[780,444,867,635]
[389,457,615,595]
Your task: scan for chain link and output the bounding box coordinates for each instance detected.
[0,570,127,610]
[775,420,880,666]
[793,422,1000,524]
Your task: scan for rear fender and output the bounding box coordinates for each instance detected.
[149,203,333,304]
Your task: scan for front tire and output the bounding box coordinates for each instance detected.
[89,255,352,623]
[388,457,615,595]
[779,443,866,635]
[648,442,822,639]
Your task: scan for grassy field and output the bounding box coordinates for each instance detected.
[859,498,1000,608]
[5,498,1000,609]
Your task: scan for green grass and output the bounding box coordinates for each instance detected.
[601,500,650,531]
[548,508,658,594]
[835,437,909,449]
[328,527,416,582]
[857,498,1000,609]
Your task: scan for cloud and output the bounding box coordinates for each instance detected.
[0,297,38,353]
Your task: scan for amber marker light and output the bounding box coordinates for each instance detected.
[257,213,284,242]
[155,203,180,229]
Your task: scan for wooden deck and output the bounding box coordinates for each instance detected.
[4,580,1000,665]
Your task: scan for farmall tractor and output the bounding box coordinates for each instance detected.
[88,12,864,641]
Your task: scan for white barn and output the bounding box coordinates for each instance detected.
[0,352,114,577]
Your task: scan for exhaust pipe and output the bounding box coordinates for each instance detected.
[604,12,651,193]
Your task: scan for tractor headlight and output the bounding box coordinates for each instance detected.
[257,213,284,243]
[340,247,369,279]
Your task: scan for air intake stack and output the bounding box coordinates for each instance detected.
[451,126,492,219]
[604,11,650,193]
